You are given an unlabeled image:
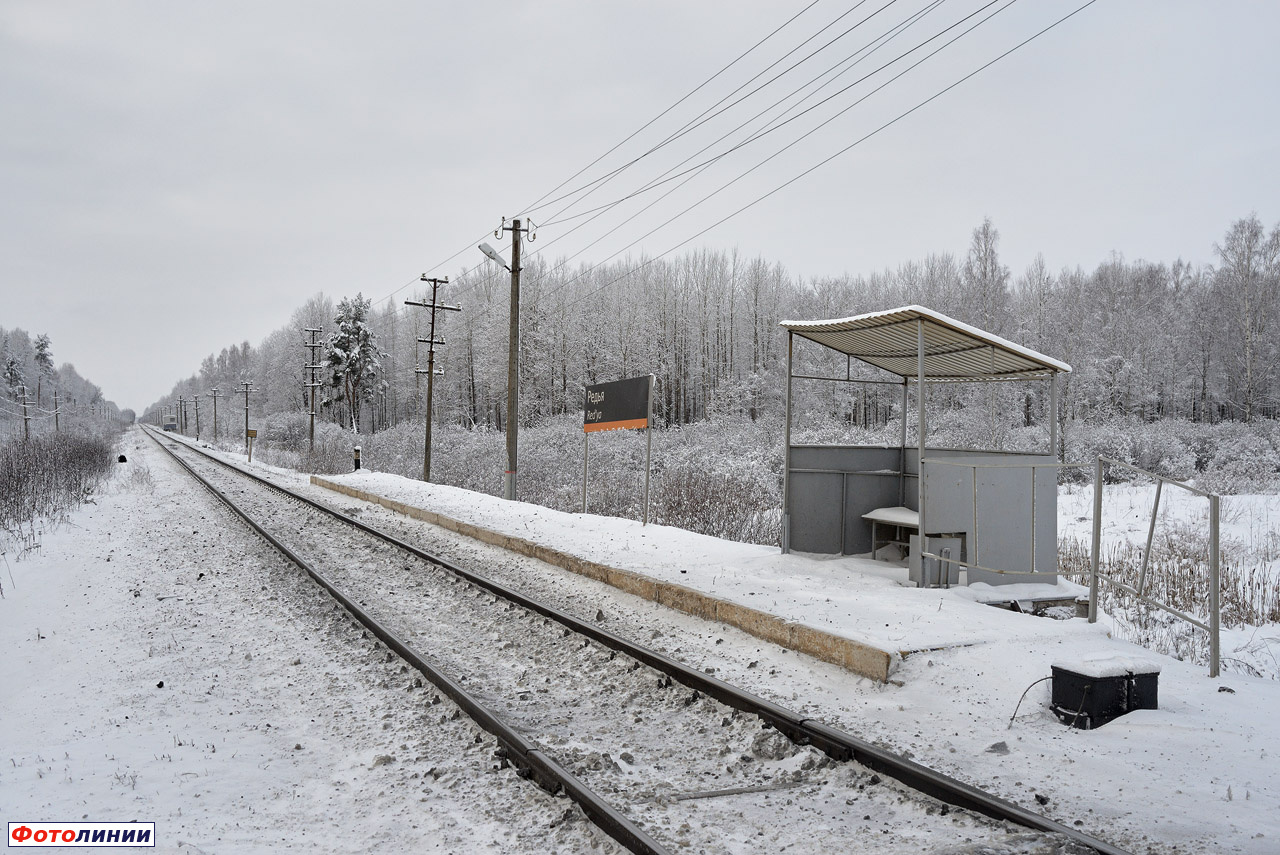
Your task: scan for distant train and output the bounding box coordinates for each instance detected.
[162,414,178,432]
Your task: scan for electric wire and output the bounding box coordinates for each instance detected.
[559,0,1101,313]
[372,1,825,311]
[367,1,939,339]
[459,0,1021,342]
[327,1,1098,391]
[520,0,879,223]
[541,0,992,229]
[516,0,949,281]
[428,0,969,342]
[515,0,827,217]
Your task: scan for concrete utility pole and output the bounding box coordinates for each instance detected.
[193,394,201,440]
[406,277,461,482]
[209,388,222,441]
[303,328,324,452]
[177,395,186,434]
[487,218,533,501]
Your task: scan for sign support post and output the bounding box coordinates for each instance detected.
[582,432,589,514]
[643,374,654,526]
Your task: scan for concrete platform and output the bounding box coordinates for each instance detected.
[312,475,900,682]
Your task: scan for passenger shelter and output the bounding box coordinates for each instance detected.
[779,306,1071,587]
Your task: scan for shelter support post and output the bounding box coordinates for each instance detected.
[1049,373,1059,458]
[916,319,927,587]
[782,332,793,553]
[1030,466,1037,574]
[899,380,908,506]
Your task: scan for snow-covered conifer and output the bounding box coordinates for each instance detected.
[326,293,386,433]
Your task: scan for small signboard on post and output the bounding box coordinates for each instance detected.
[246,428,257,463]
[583,375,656,524]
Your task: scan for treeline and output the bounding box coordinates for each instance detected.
[0,327,130,555]
[145,214,1278,445]
[0,326,129,439]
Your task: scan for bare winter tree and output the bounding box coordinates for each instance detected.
[962,217,1011,334]
[1214,215,1280,422]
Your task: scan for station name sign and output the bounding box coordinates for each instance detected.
[583,375,653,433]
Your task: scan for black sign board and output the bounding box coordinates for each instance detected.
[583,375,652,433]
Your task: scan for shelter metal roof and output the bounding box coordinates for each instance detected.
[779,305,1070,382]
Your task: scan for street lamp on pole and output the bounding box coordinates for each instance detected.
[479,218,533,502]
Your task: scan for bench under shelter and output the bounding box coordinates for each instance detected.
[779,305,1071,587]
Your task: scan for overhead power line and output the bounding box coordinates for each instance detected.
[372,1,826,312]
[516,0,828,219]
[366,1,1098,358]
[560,0,1103,313]
[541,0,999,230]
[493,0,949,305]
[461,0,1021,338]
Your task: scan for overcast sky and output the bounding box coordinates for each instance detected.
[2,1,1277,411]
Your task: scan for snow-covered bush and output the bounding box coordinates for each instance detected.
[1131,420,1197,481]
[262,411,311,448]
[1197,425,1280,494]
[0,428,117,554]
[1066,419,1137,475]
[656,462,779,544]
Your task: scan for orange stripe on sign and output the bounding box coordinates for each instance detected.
[584,417,649,433]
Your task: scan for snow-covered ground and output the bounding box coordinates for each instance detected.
[0,432,615,853]
[3,427,1278,853]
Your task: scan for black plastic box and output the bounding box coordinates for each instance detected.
[1050,662,1159,730]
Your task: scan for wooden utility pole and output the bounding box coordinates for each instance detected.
[495,218,531,501]
[193,394,201,440]
[209,387,222,441]
[53,388,59,433]
[177,395,186,434]
[239,381,257,455]
[20,385,30,441]
[406,277,460,481]
[303,328,323,452]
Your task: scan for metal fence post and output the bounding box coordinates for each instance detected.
[1138,479,1163,597]
[1209,493,1220,678]
[1089,457,1103,623]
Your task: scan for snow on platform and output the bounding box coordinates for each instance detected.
[317,470,1105,669]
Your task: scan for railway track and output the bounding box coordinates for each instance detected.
[144,427,1129,855]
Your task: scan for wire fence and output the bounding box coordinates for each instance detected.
[919,454,1223,677]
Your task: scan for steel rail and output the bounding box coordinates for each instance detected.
[144,428,671,855]
[145,427,1131,855]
